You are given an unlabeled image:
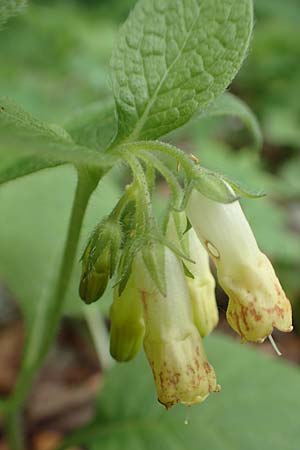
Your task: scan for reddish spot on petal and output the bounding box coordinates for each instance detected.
[248,302,262,322]
[240,306,250,331]
[204,362,211,375]
[233,311,244,338]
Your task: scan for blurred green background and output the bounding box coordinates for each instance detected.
[0,0,300,449]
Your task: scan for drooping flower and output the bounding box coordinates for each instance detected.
[133,247,219,408]
[186,189,293,343]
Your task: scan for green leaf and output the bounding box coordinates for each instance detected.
[0,166,121,323]
[0,0,27,28]
[0,97,113,184]
[111,0,253,142]
[64,99,117,151]
[59,333,300,450]
[0,96,72,143]
[200,92,263,150]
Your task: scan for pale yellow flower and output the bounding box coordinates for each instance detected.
[186,189,292,342]
[133,248,219,408]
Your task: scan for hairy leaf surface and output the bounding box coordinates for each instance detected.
[111,0,253,141]
[0,97,111,184]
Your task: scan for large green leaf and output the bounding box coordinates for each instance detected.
[64,99,117,151]
[111,0,253,142]
[0,97,112,185]
[0,166,121,323]
[60,333,300,450]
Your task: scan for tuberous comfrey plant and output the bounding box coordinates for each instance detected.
[0,0,293,445]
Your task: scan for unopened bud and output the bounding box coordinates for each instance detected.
[110,274,145,362]
[79,219,122,304]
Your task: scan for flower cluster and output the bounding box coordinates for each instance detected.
[79,171,292,408]
[111,245,219,408]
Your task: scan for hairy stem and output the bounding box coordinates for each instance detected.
[3,165,102,448]
[120,140,198,178]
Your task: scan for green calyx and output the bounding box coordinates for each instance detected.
[79,218,122,304]
[142,242,166,297]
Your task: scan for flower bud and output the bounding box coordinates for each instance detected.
[134,248,219,408]
[110,274,145,362]
[185,229,219,337]
[79,219,122,304]
[186,189,292,342]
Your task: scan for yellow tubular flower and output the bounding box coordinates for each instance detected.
[110,274,145,362]
[133,248,219,409]
[186,189,293,343]
[185,228,219,337]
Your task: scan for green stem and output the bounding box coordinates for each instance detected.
[3,411,24,450]
[28,166,101,366]
[137,151,183,208]
[3,165,102,448]
[120,140,198,178]
[145,162,156,196]
[110,182,137,221]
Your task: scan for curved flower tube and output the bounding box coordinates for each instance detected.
[133,248,218,408]
[186,189,293,343]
